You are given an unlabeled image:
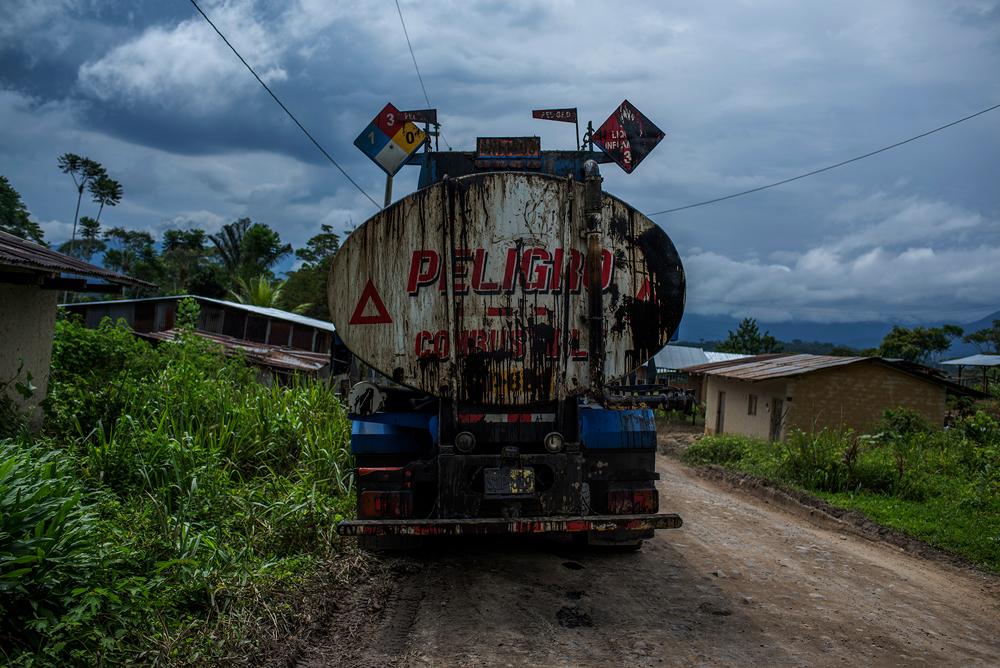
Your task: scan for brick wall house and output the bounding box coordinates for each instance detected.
[688,354,975,440]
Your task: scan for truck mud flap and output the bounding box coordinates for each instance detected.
[336,513,682,536]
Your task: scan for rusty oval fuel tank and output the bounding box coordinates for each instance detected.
[328,172,685,406]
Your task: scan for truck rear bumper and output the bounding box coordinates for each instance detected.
[336,513,682,536]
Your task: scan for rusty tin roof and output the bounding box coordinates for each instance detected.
[684,354,865,380]
[136,329,329,374]
[0,230,152,286]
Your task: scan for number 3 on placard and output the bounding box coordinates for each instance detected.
[386,113,394,127]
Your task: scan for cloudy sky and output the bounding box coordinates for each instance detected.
[2,0,999,324]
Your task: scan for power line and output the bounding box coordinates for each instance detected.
[395,0,452,150]
[188,0,381,209]
[648,102,1000,217]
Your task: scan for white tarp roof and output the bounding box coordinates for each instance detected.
[940,354,1000,367]
[653,345,749,371]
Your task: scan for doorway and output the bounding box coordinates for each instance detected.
[770,398,784,441]
[715,391,726,434]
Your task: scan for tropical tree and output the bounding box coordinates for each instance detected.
[58,216,105,262]
[715,318,782,355]
[0,175,44,244]
[160,228,213,294]
[102,227,161,295]
[229,274,285,308]
[57,153,106,256]
[208,217,250,279]
[209,218,291,286]
[877,324,964,364]
[89,174,123,224]
[280,224,341,319]
[964,320,1000,354]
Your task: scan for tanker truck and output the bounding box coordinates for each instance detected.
[330,141,685,549]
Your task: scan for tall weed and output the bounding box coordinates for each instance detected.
[6,312,353,665]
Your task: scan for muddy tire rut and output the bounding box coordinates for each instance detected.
[293,449,1000,667]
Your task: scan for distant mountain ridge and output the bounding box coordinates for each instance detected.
[676,310,1000,356]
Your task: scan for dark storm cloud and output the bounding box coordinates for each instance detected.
[1,0,999,323]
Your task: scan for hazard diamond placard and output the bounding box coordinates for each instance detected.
[354,103,426,176]
[591,100,665,174]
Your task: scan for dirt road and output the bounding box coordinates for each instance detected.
[295,453,1000,667]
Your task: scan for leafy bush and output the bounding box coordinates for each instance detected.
[683,435,750,466]
[5,313,353,665]
[0,439,98,648]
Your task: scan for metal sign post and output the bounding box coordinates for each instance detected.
[532,108,579,149]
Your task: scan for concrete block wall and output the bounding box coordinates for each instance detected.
[0,283,59,423]
[786,362,946,434]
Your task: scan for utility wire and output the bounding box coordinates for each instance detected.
[648,102,1000,217]
[188,0,381,209]
[395,0,452,150]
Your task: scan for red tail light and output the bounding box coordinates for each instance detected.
[360,491,414,519]
[607,486,658,514]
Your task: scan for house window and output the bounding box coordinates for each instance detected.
[747,394,758,416]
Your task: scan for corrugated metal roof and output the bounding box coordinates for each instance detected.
[681,353,786,374]
[0,230,151,287]
[685,353,866,380]
[61,294,337,333]
[940,354,1000,367]
[137,329,329,373]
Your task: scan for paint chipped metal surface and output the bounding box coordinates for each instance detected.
[328,172,685,406]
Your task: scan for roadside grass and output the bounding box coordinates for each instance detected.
[1,302,354,666]
[681,408,1000,572]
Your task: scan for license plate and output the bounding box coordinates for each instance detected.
[484,466,535,496]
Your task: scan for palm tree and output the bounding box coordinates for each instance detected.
[89,174,123,224]
[229,274,285,308]
[209,218,291,287]
[58,153,106,257]
[209,217,251,285]
[59,216,106,262]
[229,274,310,313]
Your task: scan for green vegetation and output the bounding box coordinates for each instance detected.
[1,301,353,665]
[874,324,964,364]
[0,174,45,244]
[964,319,1000,354]
[714,317,782,355]
[682,408,1000,571]
[5,158,338,313]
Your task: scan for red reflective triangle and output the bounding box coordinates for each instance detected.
[349,279,392,325]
